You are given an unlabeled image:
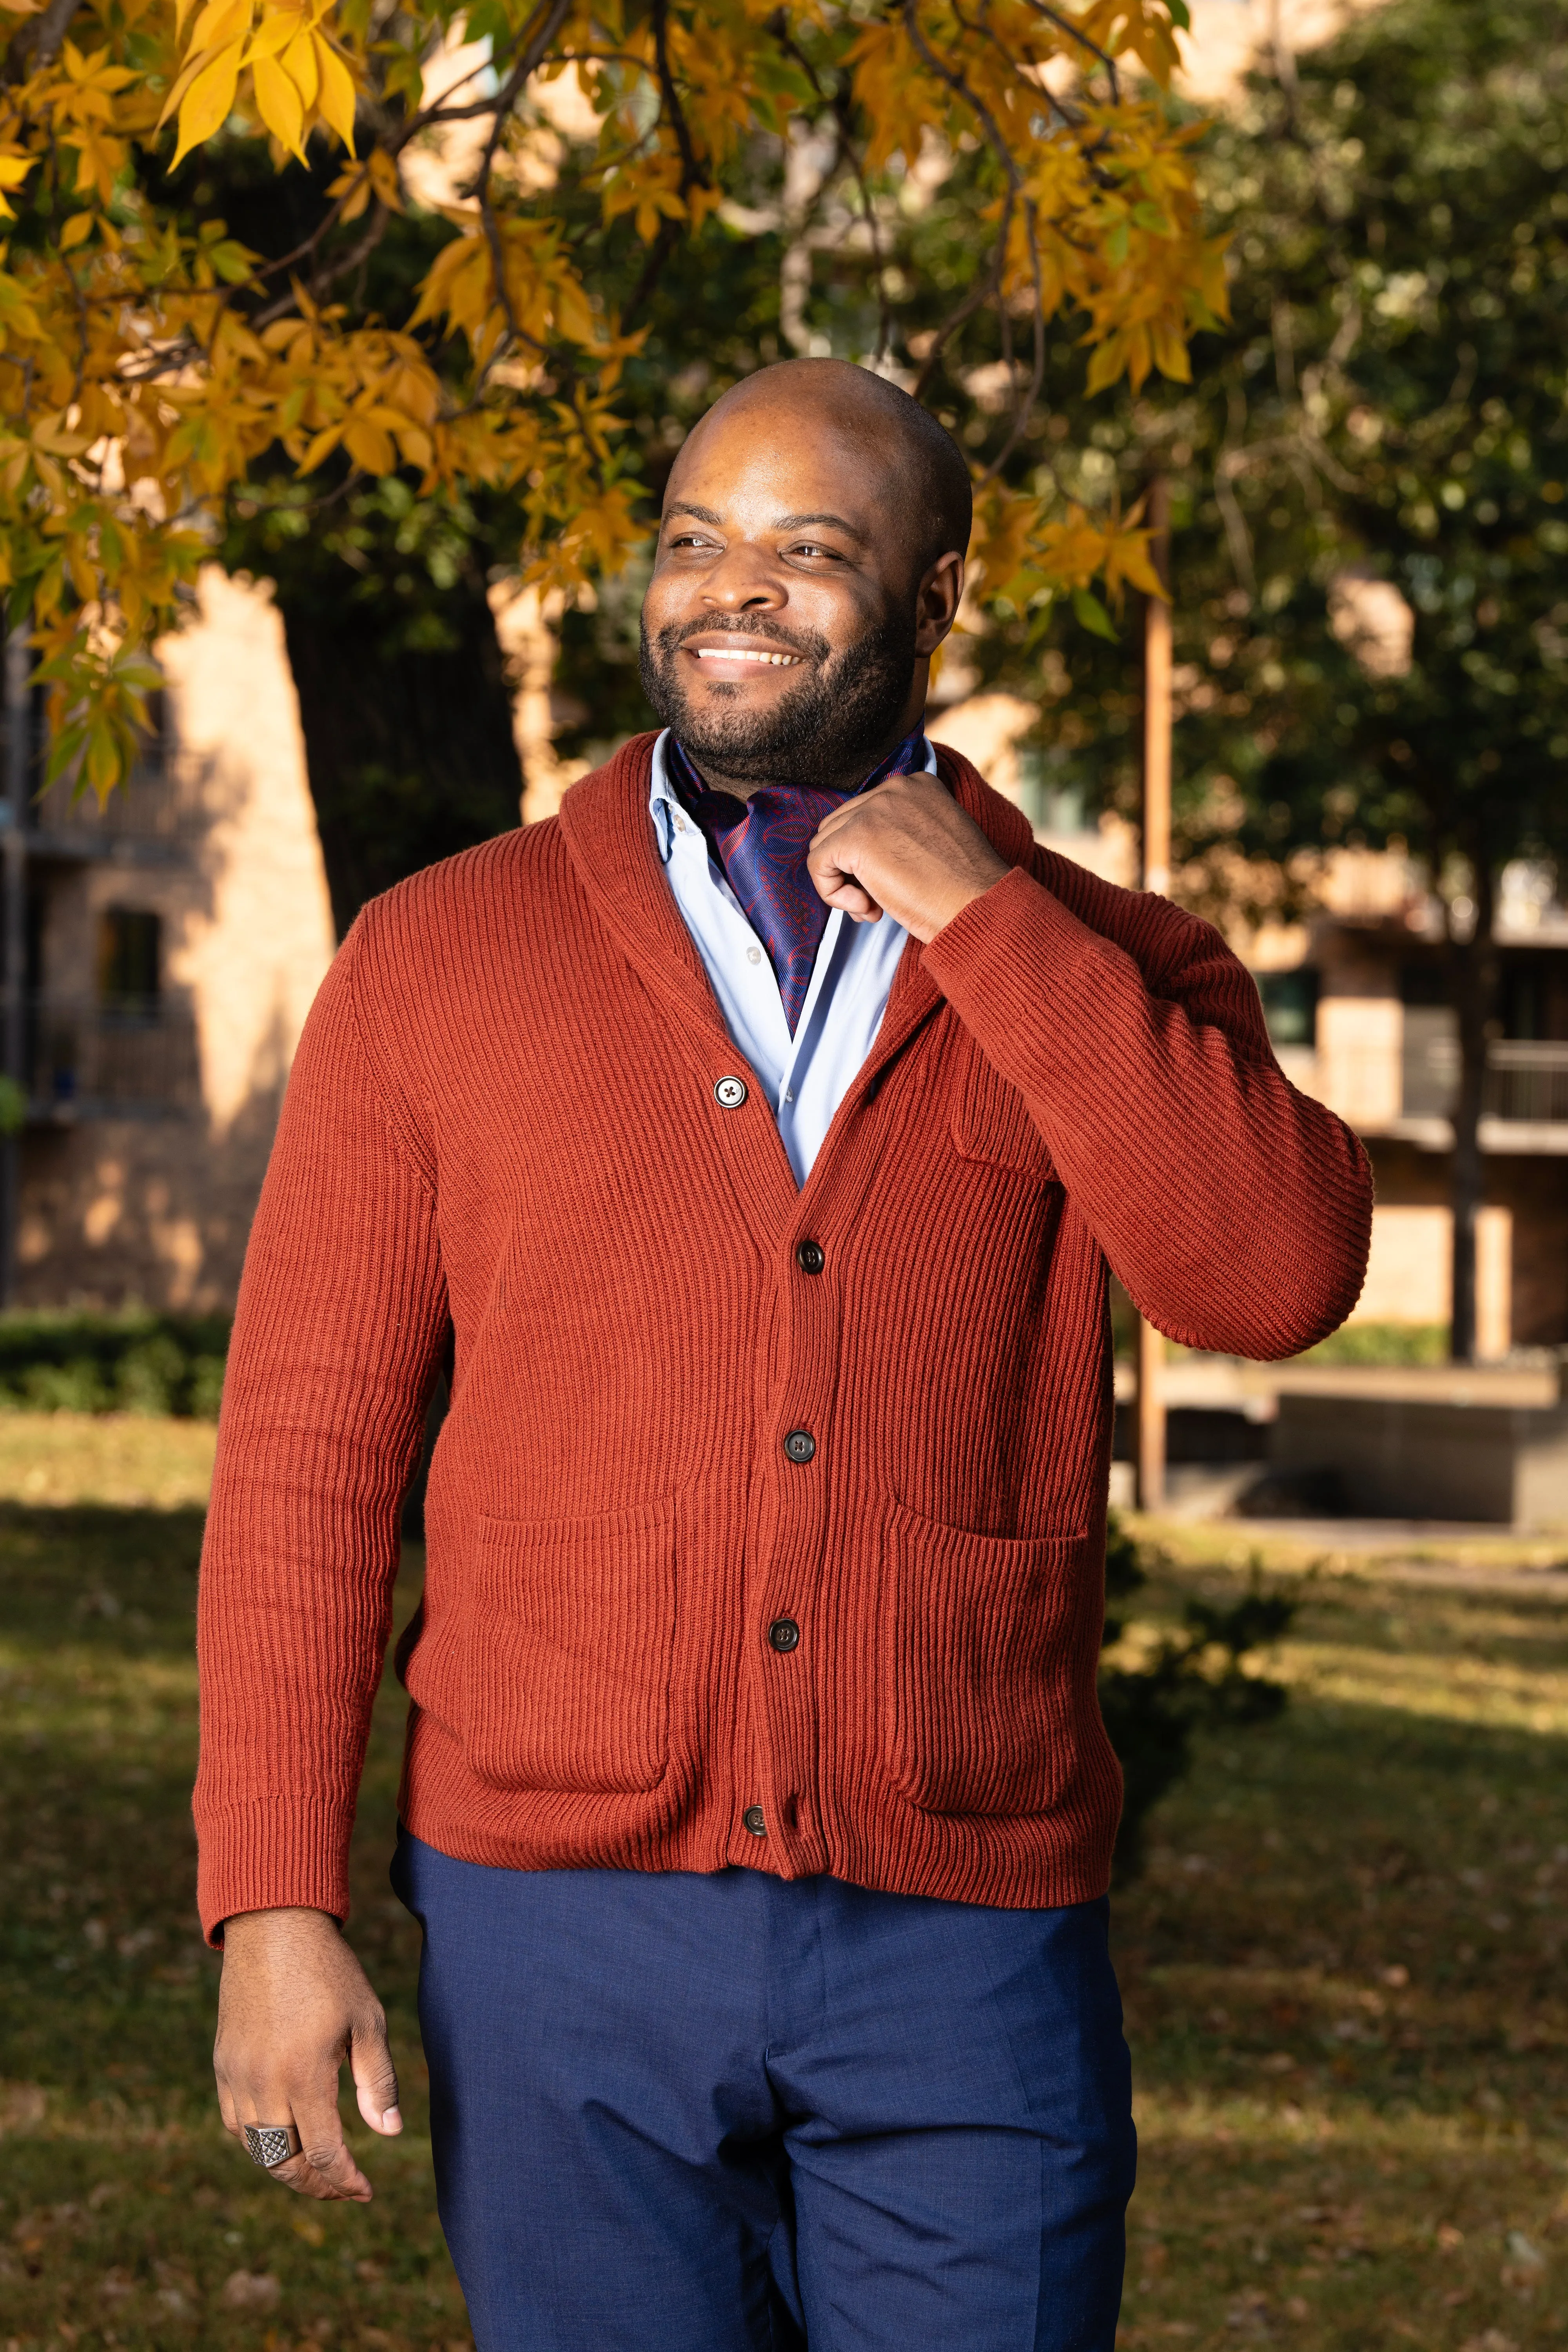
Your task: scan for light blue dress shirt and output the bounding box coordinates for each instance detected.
[649,728,937,1186]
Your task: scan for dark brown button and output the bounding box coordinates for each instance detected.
[795,1240,825,1275]
[768,1617,800,1653]
[742,1804,767,1837]
[783,1429,815,1465]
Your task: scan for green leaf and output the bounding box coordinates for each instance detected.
[1072,587,1118,640]
[1167,0,1191,28]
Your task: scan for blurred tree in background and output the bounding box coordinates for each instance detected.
[997,0,1568,1364]
[0,0,1217,825]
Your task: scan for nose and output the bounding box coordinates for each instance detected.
[700,540,785,612]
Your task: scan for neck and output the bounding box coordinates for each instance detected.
[673,716,928,803]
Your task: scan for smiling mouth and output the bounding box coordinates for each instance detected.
[691,646,803,668]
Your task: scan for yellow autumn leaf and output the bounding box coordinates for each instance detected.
[182,0,249,61]
[155,46,209,133]
[252,50,306,160]
[296,422,344,472]
[244,7,306,65]
[367,146,402,210]
[312,33,356,151]
[0,151,35,219]
[170,47,243,165]
[279,23,318,108]
[342,414,395,472]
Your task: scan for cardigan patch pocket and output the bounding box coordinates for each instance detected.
[465,1497,678,1794]
[881,1501,1083,1816]
[950,1048,1053,1176]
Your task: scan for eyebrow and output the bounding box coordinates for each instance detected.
[662,501,869,545]
[774,512,869,544]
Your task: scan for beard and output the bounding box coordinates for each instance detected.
[638,605,918,790]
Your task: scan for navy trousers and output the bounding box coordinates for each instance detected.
[392,1832,1135,2352]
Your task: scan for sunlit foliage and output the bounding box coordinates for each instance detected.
[0,0,1218,793]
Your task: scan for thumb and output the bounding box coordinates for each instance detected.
[349,2009,402,2135]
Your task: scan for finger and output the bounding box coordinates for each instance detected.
[215,2074,241,2138]
[816,875,884,921]
[350,2012,403,2136]
[290,2081,373,2201]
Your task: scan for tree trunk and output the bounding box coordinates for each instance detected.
[1447,859,1499,1365]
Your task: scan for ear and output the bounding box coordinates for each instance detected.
[914,550,964,657]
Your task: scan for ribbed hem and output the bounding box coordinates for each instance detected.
[195,1795,358,1946]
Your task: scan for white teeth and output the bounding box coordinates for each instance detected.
[694,646,798,666]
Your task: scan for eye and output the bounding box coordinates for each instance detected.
[789,540,842,561]
[668,530,719,550]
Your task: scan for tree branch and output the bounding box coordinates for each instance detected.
[6,0,86,81]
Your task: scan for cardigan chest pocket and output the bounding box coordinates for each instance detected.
[880,1501,1084,1816]
[950,1047,1054,1176]
[464,1498,678,1794]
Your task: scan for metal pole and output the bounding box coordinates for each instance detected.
[0,624,30,1306]
[1135,479,1172,1510]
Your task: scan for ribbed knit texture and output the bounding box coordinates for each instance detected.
[193,737,1372,1941]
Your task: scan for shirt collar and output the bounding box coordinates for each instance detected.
[648,725,936,864]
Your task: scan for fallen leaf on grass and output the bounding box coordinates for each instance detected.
[223,2269,283,2310]
[293,2212,327,2246]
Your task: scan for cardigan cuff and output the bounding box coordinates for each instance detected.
[195,1795,357,1947]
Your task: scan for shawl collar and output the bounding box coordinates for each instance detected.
[554,728,1037,1053]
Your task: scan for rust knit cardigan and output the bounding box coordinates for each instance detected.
[194,736,1371,1940]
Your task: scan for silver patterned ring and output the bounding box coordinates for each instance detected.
[243,2122,302,2169]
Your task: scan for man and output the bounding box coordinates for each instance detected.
[198,358,1370,2350]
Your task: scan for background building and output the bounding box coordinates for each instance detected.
[0,568,337,1310]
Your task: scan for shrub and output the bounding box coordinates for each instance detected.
[0,1311,231,1419]
[1100,1513,1297,1875]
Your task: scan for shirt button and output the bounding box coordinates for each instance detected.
[743,1804,767,1837]
[783,1429,816,1465]
[768,1617,800,1653]
[747,945,763,965]
[782,1087,795,1105]
[795,1240,825,1276]
[714,1075,748,1109]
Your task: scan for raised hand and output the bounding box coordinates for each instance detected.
[807,771,1009,942]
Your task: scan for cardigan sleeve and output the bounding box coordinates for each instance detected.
[193,922,449,1944]
[920,860,1372,1359]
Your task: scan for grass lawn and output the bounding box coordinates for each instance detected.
[0,1421,1564,2351]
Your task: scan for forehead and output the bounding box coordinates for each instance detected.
[664,397,897,532]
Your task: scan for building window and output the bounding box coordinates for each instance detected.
[1256,968,1318,1049]
[98,907,161,1019]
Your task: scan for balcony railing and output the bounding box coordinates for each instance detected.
[1484,1041,1568,1125]
[16,994,200,1116]
[1401,1030,1568,1126]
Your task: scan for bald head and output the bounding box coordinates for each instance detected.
[641,359,970,794]
[677,359,972,575]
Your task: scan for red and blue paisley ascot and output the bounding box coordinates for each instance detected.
[666,726,930,1034]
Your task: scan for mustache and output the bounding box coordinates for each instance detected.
[656,614,831,665]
